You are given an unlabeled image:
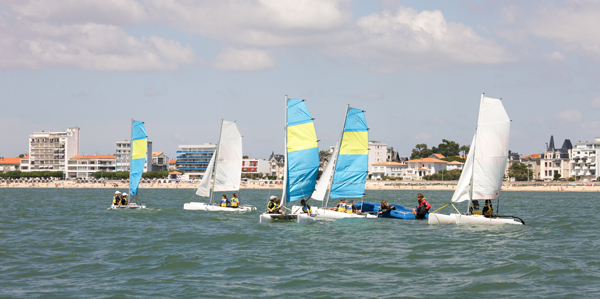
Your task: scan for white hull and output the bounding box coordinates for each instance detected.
[428,213,523,225]
[183,202,256,212]
[259,213,316,224]
[291,206,377,219]
[109,203,146,209]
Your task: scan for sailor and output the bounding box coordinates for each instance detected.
[469,200,481,215]
[483,199,495,218]
[345,200,356,214]
[230,193,240,208]
[121,193,128,205]
[113,191,121,205]
[377,200,396,216]
[412,193,431,219]
[267,195,280,213]
[220,194,230,207]
[300,199,312,215]
[335,198,347,212]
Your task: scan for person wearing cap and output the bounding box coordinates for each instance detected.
[469,200,481,215]
[300,199,312,215]
[267,196,284,214]
[412,193,431,219]
[483,199,495,218]
[333,198,347,212]
[113,191,122,205]
[121,193,128,205]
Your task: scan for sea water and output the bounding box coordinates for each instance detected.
[1,188,599,298]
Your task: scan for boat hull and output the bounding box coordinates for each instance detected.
[109,203,146,209]
[259,213,316,224]
[290,206,378,219]
[183,202,255,212]
[428,213,523,225]
[355,201,426,220]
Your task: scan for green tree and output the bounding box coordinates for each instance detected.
[441,156,465,163]
[18,154,25,158]
[410,144,433,160]
[509,162,530,181]
[553,172,562,181]
[432,139,460,157]
[243,155,248,159]
[459,145,470,158]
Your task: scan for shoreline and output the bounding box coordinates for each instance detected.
[1,181,599,192]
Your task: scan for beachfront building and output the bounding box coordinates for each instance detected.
[268,152,285,179]
[571,138,600,182]
[242,158,270,179]
[21,127,80,173]
[540,135,572,180]
[168,159,177,170]
[176,143,216,179]
[370,162,406,180]
[66,155,116,179]
[115,140,153,173]
[446,161,464,171]
[404,158,448,180]
[386,146,401,162]
[0,157,21,172]
[368,141,387,174]
[521,154,541,181]
[152,152,169,171]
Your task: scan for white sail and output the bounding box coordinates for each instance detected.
[311,141,339,201]
[213,121,243,192]
[196,152,215,197]
[472,95,510,199]
[451,133,476,203]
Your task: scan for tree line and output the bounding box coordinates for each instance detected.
[411,139,469,161]
[0,171,64,179]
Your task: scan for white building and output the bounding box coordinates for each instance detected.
[540,135,572,180]
[176,143,216,179]
[268,152,285,179]
[404,158,448,180]
[571,138,600,182]
[446,161,464,171]
[242,158,271,178]
[66,154,116,179]
[21,127,80,173]
[368,141,387,174]
[0,157,22,172]
[115,140,153,173]
[371,162,406,180]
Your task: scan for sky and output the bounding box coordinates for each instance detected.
[1,0,600,160]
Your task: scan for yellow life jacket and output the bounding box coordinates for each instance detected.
[337,203,346,212]
[346,204,353,214]
[121,196,128,205]
[113,197,118,205]
[231,197,239,208]
[471,206,481,215]
[220,198,228,207]
[302,204,311,214]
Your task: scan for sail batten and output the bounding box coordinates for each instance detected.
[129,120,147,196]
[285,98,319,202]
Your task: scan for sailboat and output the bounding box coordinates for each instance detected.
[183,120,256,212]
[110,119,147,209]
[292,105,376,219]
[428,94,524,225]
[259,97,319,224]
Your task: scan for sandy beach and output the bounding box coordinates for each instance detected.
[1,180,599,192]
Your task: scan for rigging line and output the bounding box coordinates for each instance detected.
[451,203,461,214]
[430,203,449,214]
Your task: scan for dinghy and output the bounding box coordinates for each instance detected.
[354,201,423,219]
[183,120,256,212]
[110,119,147,209]
[428,94,524,225]
[292,105,376,220]
[259,97,318,224]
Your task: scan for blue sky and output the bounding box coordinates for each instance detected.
[1,0,599,160]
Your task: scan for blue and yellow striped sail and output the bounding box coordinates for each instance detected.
[285,98,319,202]
[330,108,368,199]
[129,120,147,196]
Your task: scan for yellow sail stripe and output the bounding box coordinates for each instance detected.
[132,139,147,160]
[340,132,368,155]
[287,122,318,153]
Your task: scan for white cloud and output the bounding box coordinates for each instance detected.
[414,133,431,142]
[589,96,600,109]
[542,51,566,61]
[553,109,582,123]
[212,48,276,71]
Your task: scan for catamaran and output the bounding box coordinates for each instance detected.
[110,119,147,209]
[259,97,319,224]
[428,94,524,225]
[183,120,256,212]
[292,105,376,219]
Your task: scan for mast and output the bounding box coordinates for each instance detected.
[209,119,224,205]
[129,118,134,202]
[324,104,350,208]
[281,96,288,203]
[467,94,484,214]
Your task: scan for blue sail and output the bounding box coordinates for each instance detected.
[330,108,368,199]
[129,120,147,196]
[285,98,319,202]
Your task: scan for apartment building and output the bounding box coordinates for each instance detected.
[268,152,285,179]
[521,154,541,181]
[540,135,572,180]
[152,152,169,171]
[368,141,387,174]
[571,138,599,182]
[371,162,406,180]
[21,127,80,172]
[66,154,116,179]
[115,140,153,173]
[242,158,270,178]
[176,143,216,179]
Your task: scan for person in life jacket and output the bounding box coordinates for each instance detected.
[483,199,495,218]
[267,196,285,214]
[220,194,230,207]
[469,200,481,215]
[345,200,357,214]
[300,199,312,215]
[377,200,396,216]
[412,193,431,219]
[121,193,128,205]
[230,193,240,208]
[113,191,121,205]
[334,198,347,212]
